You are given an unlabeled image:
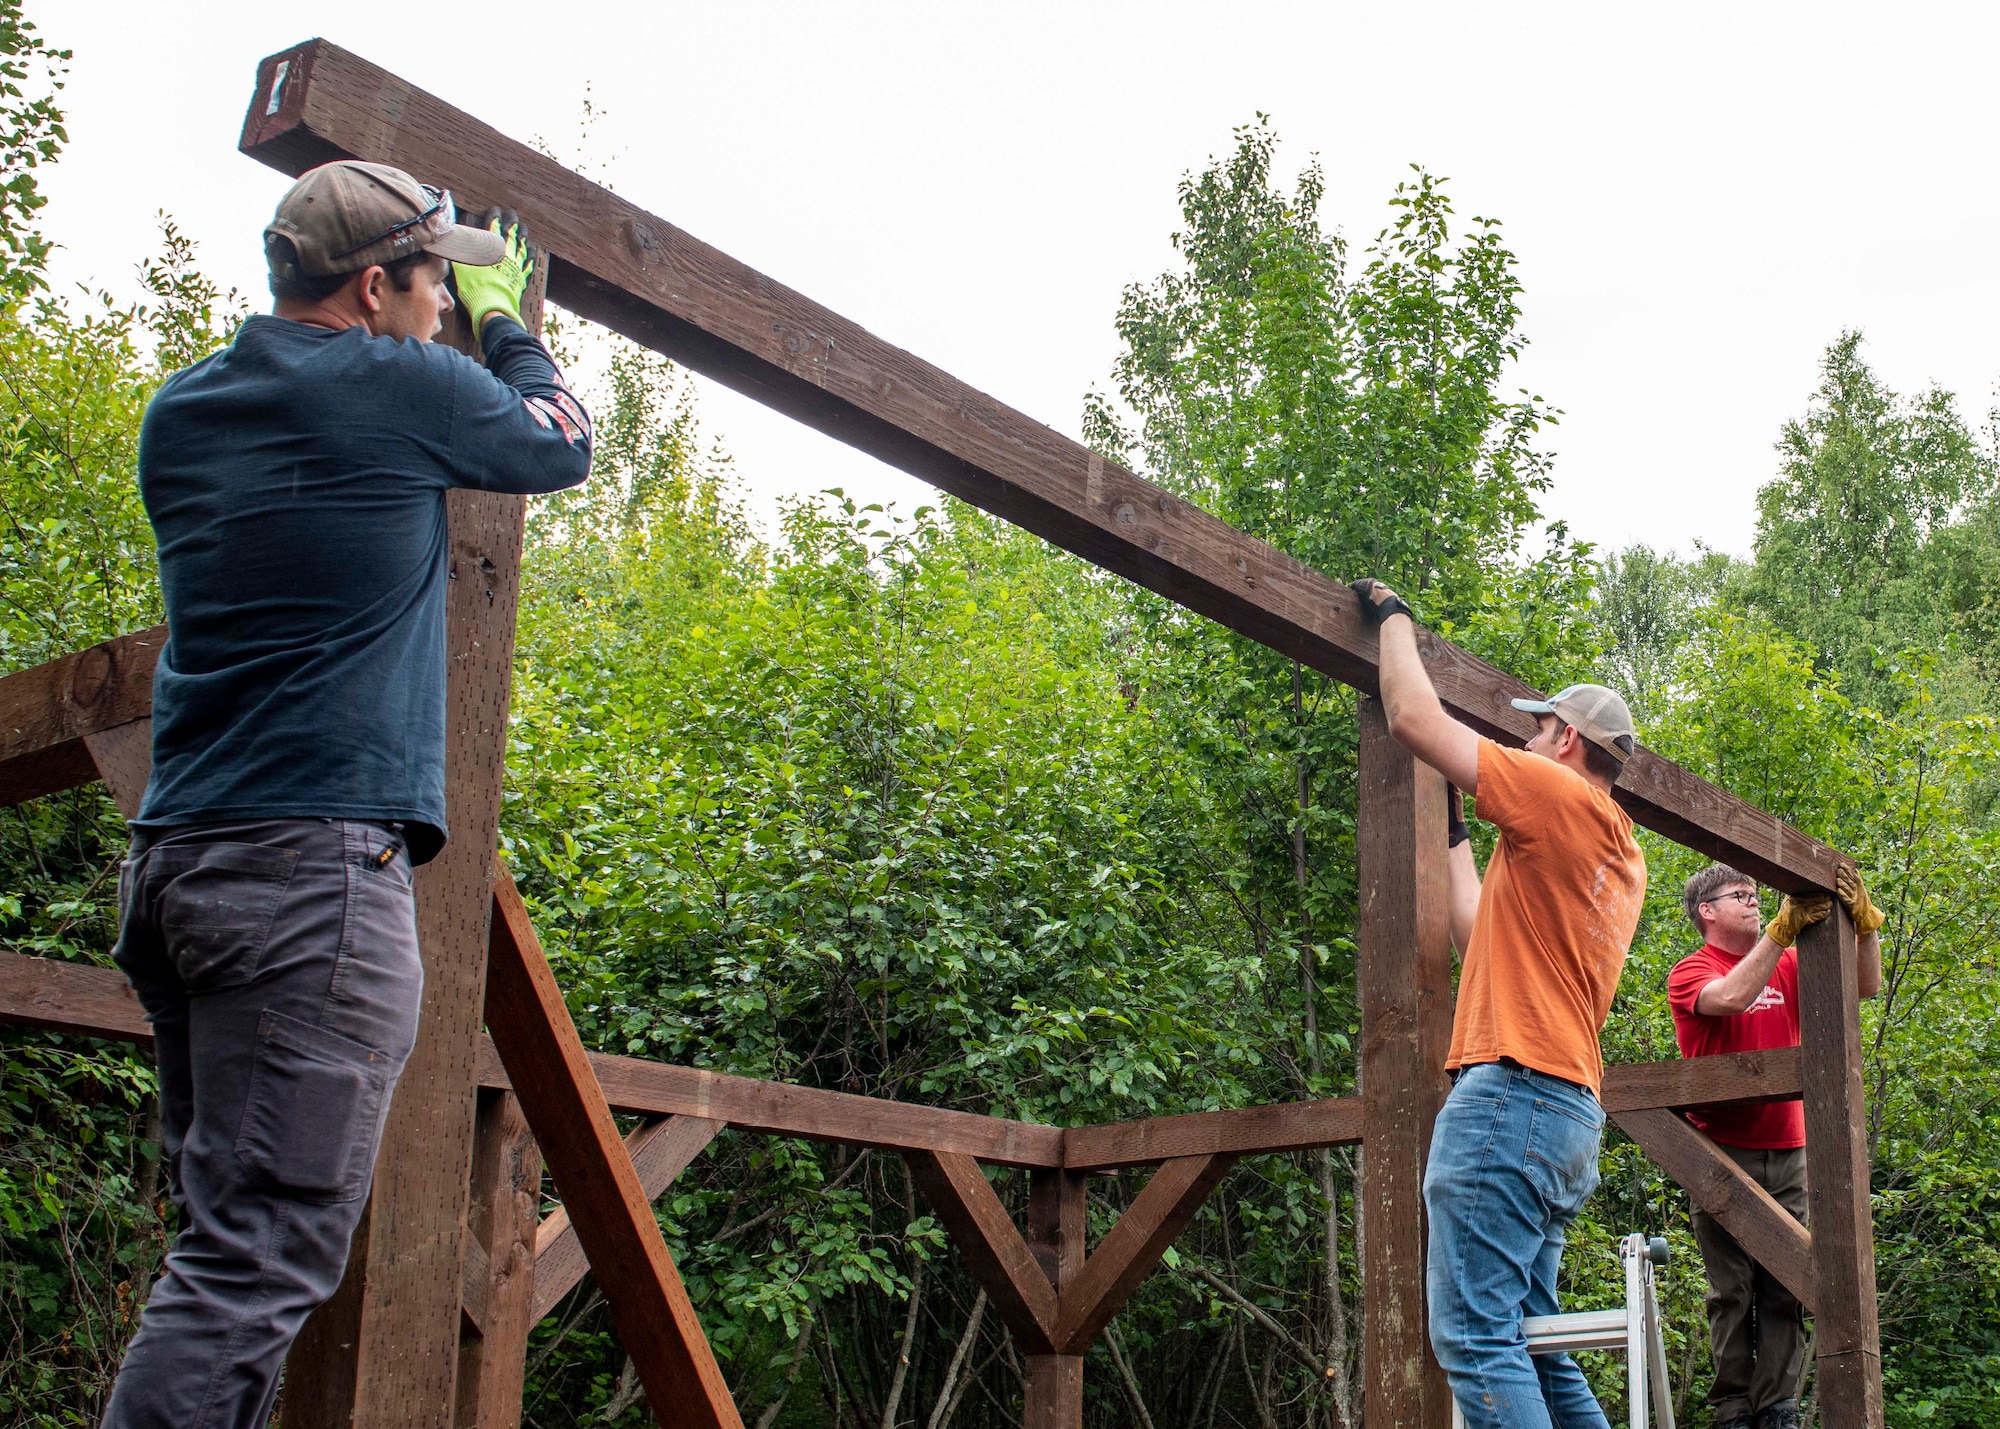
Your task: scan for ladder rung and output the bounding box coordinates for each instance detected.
[1520,1308,1630,1355]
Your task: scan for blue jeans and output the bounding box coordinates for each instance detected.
[103,818,423,1429]
[1425,1062,1610,1429]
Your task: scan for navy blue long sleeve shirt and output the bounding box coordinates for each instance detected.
[134,313,592,862]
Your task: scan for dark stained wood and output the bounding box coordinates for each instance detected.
[474,1037,1065,1168]
[1026,1169,1086,1291]
[1610,1108,1816,1312]
[0,626,163,809]
[233,37,1848,895]
[0,949,151,1043]
[1053,1154,1234,1353]
[484,873,742,1427]
[1355,699,1452,1429]
[1599,1045,1801,1114]
[286,258,550,1429]
[83,718,152,820]
[906,1151,1059,1354]
[1063,1097,1359,1171]
[456,1090,543,1429]
[1021,1355,1083,1429]
[530,1114,723,1323]
[1796,909,1882,1425]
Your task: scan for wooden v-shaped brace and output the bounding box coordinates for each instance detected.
[905,1148,1236,1425]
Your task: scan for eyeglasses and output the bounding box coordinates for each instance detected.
[331,184,453,261]
[1703,889,1760,909]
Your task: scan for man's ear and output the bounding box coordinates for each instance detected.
[354,264,388,315]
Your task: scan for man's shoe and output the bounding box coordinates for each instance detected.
[1715,1415,1755,1429]
[1756,1403,1804,1429]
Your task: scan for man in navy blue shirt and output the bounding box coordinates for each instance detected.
[104,160,591,1429]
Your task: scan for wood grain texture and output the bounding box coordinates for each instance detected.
[456,1090,543,1429]
[905,1150,1060,1354]
[284,252,549,1429]
[1355,701,1452,1429]
[1026,1168,1086,1293]
[1062,1096,1360,1171]
[1599,1045,1801,1114]
[530,1115,722,1324]
[474,1037,1064,1168]
[1611,1108,1816,1311]
[232,36,1848,894]
[1053,1154,1235,1353]
[1796,909,1883,1424]
[0,626,163,809]
[0,949,150,1043]
[82,718,152,820]
[1020,1355,1083,1429]
[484,874,742,1428]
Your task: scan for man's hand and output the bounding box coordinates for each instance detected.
[1447,784,1470,848]
[1765,894,1832,948]
[452,208,533,333]
[1350,578,1415,628]
[1835,865,1887,934]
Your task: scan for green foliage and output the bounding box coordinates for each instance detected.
[0,0,66,306]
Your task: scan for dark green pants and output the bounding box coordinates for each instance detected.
[1691,1144,1808,1421]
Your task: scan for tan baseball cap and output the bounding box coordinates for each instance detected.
[264,160,504,280]
[1512,683,1638,764]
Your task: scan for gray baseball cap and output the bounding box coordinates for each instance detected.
[264,160,504,280]
[1512,683,1638,764]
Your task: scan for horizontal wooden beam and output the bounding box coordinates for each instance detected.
[1599,1044,1800,1114]
[0,950,151,1043]
[234,37,1847,894]
[474,1037,1067,1169]
[0,626,163,809]
[1063,1096,1361,1171]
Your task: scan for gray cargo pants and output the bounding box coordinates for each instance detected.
[103,817,423,1429]
[1691,1143,1809,1422]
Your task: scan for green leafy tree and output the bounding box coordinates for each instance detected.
[0,0,66,306]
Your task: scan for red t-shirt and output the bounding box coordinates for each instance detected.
[1667,943,1805,1148]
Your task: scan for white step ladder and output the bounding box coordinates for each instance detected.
[1450,1233,1676,1429]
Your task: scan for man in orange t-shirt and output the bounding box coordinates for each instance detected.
[1353,578,1647,1429]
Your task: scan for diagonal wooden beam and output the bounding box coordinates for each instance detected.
[83,718,152,820]
[906,1150,1061,1354]
[530,1114,723,1324]
[484,871,742,1429]
[1611,1107,1815,1311]
[0,627,162,809]
[1052,1153,1235,1353]
[232,37,1848,896]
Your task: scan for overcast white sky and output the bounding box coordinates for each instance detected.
[33,2,2000,562]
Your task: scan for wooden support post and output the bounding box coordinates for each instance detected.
[281,245,551,1429]
[1355,698,1453,1429]
[1796,908,1883,1426]
[1023,1169,1086,1429]
[484,874,742,1429]
[455,1090,543,1429]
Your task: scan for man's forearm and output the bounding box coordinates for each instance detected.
[1373,613,1481,791]
[1447,839,1480,955]
[1695,935,1787,1016]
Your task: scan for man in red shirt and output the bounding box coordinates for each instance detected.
[1669,864,1884,1429]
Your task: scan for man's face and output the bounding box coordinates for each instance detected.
[1700,882,1762,942]
[1523,713,1565,764]
[368,254,454,342]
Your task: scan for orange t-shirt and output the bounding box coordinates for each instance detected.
[1446,740,1648,1095]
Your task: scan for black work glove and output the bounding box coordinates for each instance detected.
[1447,784,1470,848]
[1349,578,1415,628]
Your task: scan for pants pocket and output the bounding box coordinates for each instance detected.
[1523,1095,1603,1215]
[235,1011,393,1202]
[156,843,299,991]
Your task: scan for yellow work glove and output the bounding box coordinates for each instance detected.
[1835,865,1887,935]
[452,208,533,332]
[1765,894,1832,948]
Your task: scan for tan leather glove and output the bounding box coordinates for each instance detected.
[1835,865,1887,935]
[1765,894,1832,948]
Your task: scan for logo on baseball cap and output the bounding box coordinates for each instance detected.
[1511,683,1638,764]
[264,160,505,281]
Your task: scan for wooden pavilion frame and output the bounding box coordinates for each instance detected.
[0,39,1881,1429]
